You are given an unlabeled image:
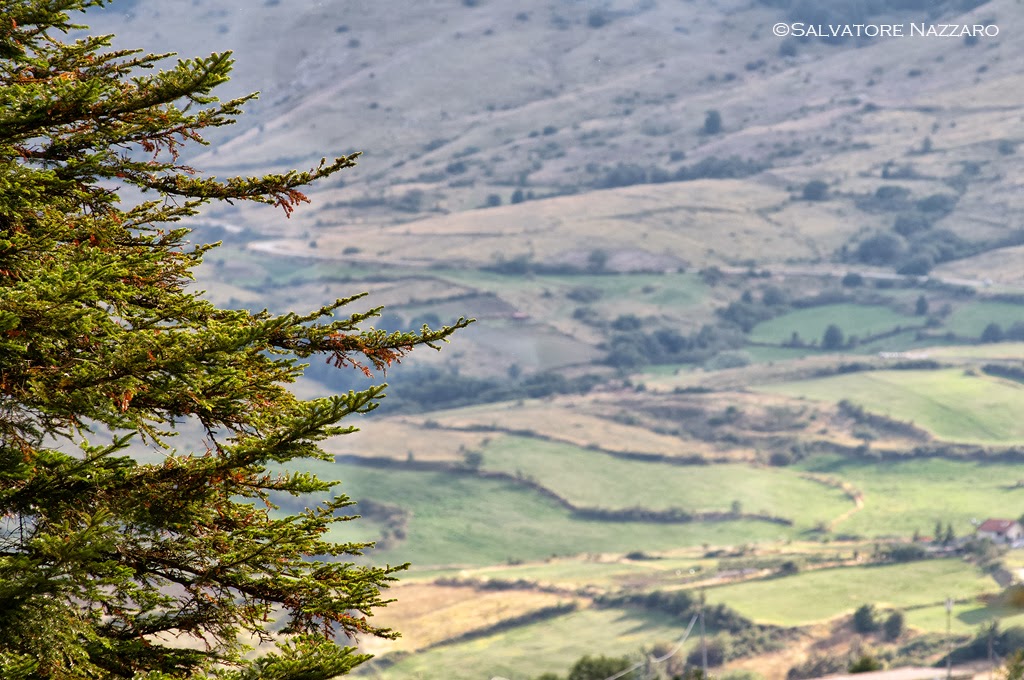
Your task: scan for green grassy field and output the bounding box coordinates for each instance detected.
[761,368,1024,444]
[749,304,917,346]
[705,559,995,627]
[289,459,809,567]
[905,601,1024,634]
[480,436,852,527]
[945,302,1024,337]
[798,456,1024,537]
[356,606,693,680]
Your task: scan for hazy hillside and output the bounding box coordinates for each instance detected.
[84,1,1024,678]
[91,0,1024,275]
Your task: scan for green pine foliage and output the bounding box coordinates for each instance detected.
[0,1,469,677]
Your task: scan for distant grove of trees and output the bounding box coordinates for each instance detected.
[589,155,767,190]
[842,184,1024,275]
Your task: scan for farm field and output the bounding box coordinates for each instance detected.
[479,436,852,526]
[355,583,574,657]
[409,398,733,461]
[705,559,995,628]
[355,606,693,680]
[293,459,809,567]
[944,302,1024,337]
[749,304,918,346]
[798,457,1024,537]
[853,330,953,354]
[906,600,1024,635]
[761,368,1024,445]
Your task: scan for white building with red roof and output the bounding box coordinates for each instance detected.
[976,518,1023,543]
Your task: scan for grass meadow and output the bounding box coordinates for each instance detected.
[797,456,1024,537]
[945,302,1024,337]
[290,458,807,567]
[749,304,917,346]
[761,368,1024,445]
[356,606,693,680]
[906,600,1024,634]
[705,559,994,627]
[480,436,852,527]
[357,583,573,657]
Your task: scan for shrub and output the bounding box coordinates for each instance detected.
[982,322,1005,343]
[445,160,467,174]
[893,212,932,236]
[916,193,958,215]
[703,110,723,135]
[842,272,864,287]
[611,314,643,331]
[687,636,731,667]
[853,604,878,633]
[822,324,845,350]
[897,254,934,276]
[849,653,883,672]
[787,654,846,679]
[586,10,609,28]
[566,286,602,303]
[802,180,829,201]
[884,611,905,641]
[855,232,906,266]
[567,654,636,680]
[851,606,876,630]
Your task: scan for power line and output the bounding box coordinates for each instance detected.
[604,613,700,680]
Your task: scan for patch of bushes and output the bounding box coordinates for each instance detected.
[787,654,846,679]
[604,324,745,369]
[881,543,927,562]
[944,624,1024,666]
[983,363,1024,383]
[801,180,829,201]
[590,155,767,190]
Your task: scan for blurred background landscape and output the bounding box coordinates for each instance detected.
[90,0,1024,677]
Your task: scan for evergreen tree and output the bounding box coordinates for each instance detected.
[852,604,878,633]
[822,324,845,350]
[0,2,468,677]
[703,110,722,135]
[883,611,905,641]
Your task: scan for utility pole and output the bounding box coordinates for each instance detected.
[946,597,953,680]
[700,589,708,678]
[988,622,995,680]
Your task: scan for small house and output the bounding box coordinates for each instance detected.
[976,518,1023,543]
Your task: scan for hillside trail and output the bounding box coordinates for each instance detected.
[828,493,865,531]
